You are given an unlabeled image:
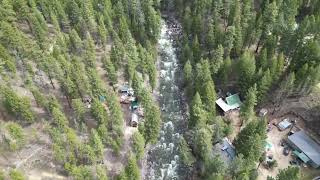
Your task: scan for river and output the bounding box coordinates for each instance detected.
[145,19,189,180]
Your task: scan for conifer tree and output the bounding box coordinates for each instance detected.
[183,60,193,85]
[190,92,207,127]
[178,136,195,166]
[192,35,201,63]
[238,51,256,95]
[102,54,117,86]
[240,84,257,125]
[257,69,272,102]
[89,129,104,160]
[0,0,16,23]
[193,127,212,161]
[211,44,224,74]
[125,155,140,180]
[143,104,161,144]
[234,119,266,162]
[0,86,34,122]
[132,131,145,160]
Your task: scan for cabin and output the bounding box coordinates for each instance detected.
[216,94,242,113]
[131,113,139,127]
[288,131,320,168]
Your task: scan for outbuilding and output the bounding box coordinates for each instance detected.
[131,113,139,127]
[287,131,320,168]
[277,119,292,131]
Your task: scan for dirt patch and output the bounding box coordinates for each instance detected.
[257,125,293,179]
[225,110,241,141]
[258,114,320,179]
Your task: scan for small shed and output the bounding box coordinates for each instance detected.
[278,119,292,131]
[259,108,268,117]
[288,131,320,168]
[131,113,139,127]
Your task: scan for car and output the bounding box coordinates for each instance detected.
[283,146,290,156]
[289,160,299,166]
[280,139,286,146]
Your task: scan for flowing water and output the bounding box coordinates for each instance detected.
[146,19,188,180]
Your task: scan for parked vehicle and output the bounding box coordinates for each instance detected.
[289,160,299,166]
[283,146,290,156]
[280,139,286,146]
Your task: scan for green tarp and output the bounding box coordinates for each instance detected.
[293,150,310,163]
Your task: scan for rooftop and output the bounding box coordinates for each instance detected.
[216,94,242,112]
[288,131,320,165]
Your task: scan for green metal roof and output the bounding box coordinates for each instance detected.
[226,94,242,108]
[293,150,310,163]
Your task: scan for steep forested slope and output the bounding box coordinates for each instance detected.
[0,0,161,179]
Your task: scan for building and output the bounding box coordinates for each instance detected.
[131,113,139,127]
[287,131,320,168]
[259,108,268,117]
[216,94,242,112]
[277,119,292,131]
[213,137,236,165]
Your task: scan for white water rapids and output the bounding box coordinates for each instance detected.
[145,20,188,180]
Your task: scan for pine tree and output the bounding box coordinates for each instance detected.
[132,131,145,160]
[91,98,108,124]
[72,99,85,123]
[183,60,193,85]
[125,155,140,180]
[96,166,108,180]
[9,169,25,180]
[97,15,108,45]
[210,44,224,74]
[0,44,16,73]
[190,92,207,127]
[193,127,212,161]
[0,86,34,122]
[6,122,25,151]
[240,84,257,125]
[143,104,161,144]
[192,35,201,63]
[89,129,104,160]
[257,69,272,102]
[102,54,117,85]
[69,29,83,54]
[52,107,69,130]
[0,0,16,23]
[182,43,193,64]
[219,56,232,88]
[275,166,300,180]
[234,120,266,162]
[178,136,195,166]
[83,33,96,68]
[238,51,256,95]
[224,26,235,56]
[203,80,217,120]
